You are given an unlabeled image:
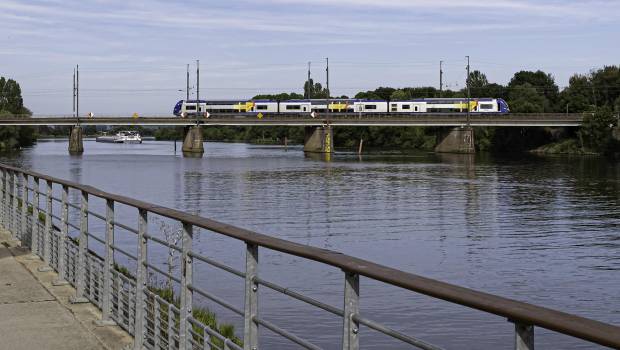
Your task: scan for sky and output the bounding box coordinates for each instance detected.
[1,0,619,115]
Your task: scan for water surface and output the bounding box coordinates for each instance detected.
[3,139,619,349]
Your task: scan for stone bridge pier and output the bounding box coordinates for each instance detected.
[435,126,475,154]
[303,125,333,153]
[182,125,204,157]
[68,125,84,155]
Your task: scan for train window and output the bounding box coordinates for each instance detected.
[479,103,493,110]
[402,105,410,109]
[365,105,377,109]
[185,105,196,110]
[414,106,419,112]
[391,104,397,107]
[256,105,268,110]
[286,105,301,110]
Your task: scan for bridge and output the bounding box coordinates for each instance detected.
[0,163,619,349]
[3,113,587,155]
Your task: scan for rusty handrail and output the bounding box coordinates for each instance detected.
[1,162,618,348]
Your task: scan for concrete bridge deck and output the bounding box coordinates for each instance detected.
[0,230,131,350]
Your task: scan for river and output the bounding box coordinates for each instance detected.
[2,139,619,349]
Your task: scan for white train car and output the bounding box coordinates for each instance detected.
[351,100,388,113]
[251,100,278,113]
[279,100,313,113]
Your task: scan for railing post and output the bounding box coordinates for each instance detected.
[37,180,53,272]
[30,177,40,256]
[133,208,148,350]
[180,222,193,350]
[53,185,69,286]
[70,190,89,303]
[243,243,259,350]
[0,169,4,226]
[96,198,116,325]
[0,169,5,227]
[12,171,18,239]
[342,271,360,350]
[20,172,28,244]
[515,323,534,350]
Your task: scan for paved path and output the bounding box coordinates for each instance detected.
[0,230,132,350]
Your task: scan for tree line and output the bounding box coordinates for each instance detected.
[0,77,36,150]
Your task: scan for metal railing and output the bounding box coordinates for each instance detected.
[0,162,619,350]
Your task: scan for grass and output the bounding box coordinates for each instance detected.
[112,264,243,348]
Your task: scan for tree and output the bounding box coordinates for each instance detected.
[303,79,329,99]
[590,65,620,108]
[578,107,619,154]
[507,83,547,113]
[390,89,410,100]
[0,76,35,150]
[467,70,488,89]
[558,74,594,113]
[508,70,559,109]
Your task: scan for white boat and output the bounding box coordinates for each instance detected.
[96,131,142,144]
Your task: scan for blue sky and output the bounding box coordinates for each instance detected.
[1,0,619,115]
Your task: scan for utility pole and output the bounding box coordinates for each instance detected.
[326,57,330,98]
[465,56,470,125]
[76,64,79,120]
[326,57,330,113]
[72,67,76,118]
[307,61,311,99]
[196,59,200,116]
[186,64,190,101]
[439,60,443,98]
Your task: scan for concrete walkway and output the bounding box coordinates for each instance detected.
[0,230,132,350]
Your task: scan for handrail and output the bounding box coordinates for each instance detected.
[1,163,619,349]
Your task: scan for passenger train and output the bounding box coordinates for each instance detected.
[173,98,509,117]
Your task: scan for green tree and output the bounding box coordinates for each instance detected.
[590,65,620,108]
[558,74,594,113]
[507,83,547,113]
[508,70,559,110]
[390,89,410,100]
[578,107,619,154]
[467,70,488,89]
[303,79,329,99]
[0,76,35,150]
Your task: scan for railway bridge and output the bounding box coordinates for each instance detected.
[0,113,586,155]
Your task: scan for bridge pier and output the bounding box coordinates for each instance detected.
[435,126,475,154]
[68,126,84,155]
[304,125,333,153]
[182,125,204,157]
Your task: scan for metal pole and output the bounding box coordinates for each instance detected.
[307,61,312,99]
[440,60,443,98]
[466,56,470,125]
[515,323,535,350]
[134,208,148,349]
[342,271,360,350]
[326,57,329,96]
[20,172,27,242]
[98,198,115,323]
[187,63,190,101]
[196,59,200,118]
[70,190,89,303]
[52,185,70,285]
[243,243,259,350]
[37,180,53,272]
[12,172,18,239]
[76,64,79,119]
[31,177,40,256]
[73,68,76,118]
[180,222,193,350]
[0,169,5,227]
[326,57,330,111]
